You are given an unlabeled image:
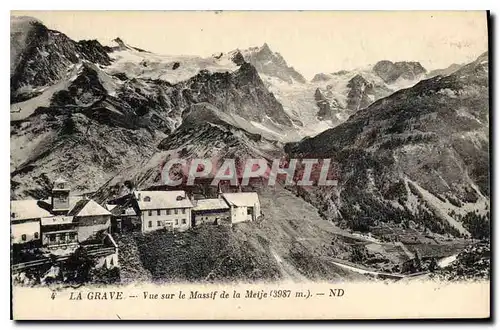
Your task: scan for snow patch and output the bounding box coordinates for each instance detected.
[11,64,82,121]
[437,254,458,268]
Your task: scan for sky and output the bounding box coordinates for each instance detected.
[12,11,488,79]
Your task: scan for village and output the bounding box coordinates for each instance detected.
[10,178,262,281]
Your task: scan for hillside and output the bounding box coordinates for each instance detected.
[10,18,297,199]
[308,61,427,125]
[10,15,489,282]
[117,185,420,283]
[286,52,489,239]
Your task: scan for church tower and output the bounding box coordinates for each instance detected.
[52,177,70,214]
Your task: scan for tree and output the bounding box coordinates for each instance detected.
[64,248,96,284]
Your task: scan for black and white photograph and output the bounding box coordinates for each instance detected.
[9,10,490,320]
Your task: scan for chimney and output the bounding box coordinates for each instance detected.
[217,182,223,198]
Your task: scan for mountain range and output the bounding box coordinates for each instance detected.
[286,51,489,238]
[10,16,489,245]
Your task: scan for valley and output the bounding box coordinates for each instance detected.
[10,15,490,283]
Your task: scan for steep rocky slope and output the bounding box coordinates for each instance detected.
[309,61,427,124]
[10,18,294,198]
[372,60,426,84]
[11,17,110,103]
[426,63,463,79]
[286,52,489,238]
[235,43,306,84]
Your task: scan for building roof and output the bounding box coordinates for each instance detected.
[193,198,229,212]
[11,197,110,221]
[221,192,260,208]
[108,203,138,216]
[11,200,52,221]
[134,190,193,210]
[54,177,68,184]
[106,204,117,212]
[68,199,111,217]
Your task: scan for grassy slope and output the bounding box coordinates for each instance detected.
[118,185,470,283]
[119,185,367,283]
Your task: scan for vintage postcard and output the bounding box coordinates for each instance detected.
[10,11,490,320]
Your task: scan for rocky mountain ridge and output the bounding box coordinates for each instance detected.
[286,52,489,239]
[372,60,427,83]
[10,18,292,198]
[10,17,490,243]
[309,60,427,123]
[221,43,307,85]
[11,17,111,103]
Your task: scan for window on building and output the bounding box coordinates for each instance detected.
[57,183,65,189]
[148,221,152,228]
[166,209,171,215]
[157,210,161,216]
[144,196,151,202]
[175,219,179,225]
[148,210,152,216]
[11,212,16,218]
[182,219,186,225]
[69,233,76,241]
[247,208,253,215]
[34,232,39,239]
[175,209,178,215]
[182,209,186,214]
[122,209,127,215]
[157,221,161,227]
[49,234,56,242]
[21,234,27,241]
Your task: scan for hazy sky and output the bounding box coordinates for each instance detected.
[12,11,488,79]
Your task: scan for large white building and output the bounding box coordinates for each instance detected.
[133,190,194,233]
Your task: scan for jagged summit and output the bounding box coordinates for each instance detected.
[372,60,427,83]
[232,43,306,84]
[307,59,429,124]
[256,42,273,57]
[11,16,43,74]
[287,51,489,238]
[230,50,246,66]
[110,37,148,53]
[112,37,127,49]
[10,18,111,103]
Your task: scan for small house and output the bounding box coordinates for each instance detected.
[106,202,141,233]
[10,178,112,246]
[192,198,230,226]
[10,200,49,245]
[67,199,112,242]
[221,192,261,224]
